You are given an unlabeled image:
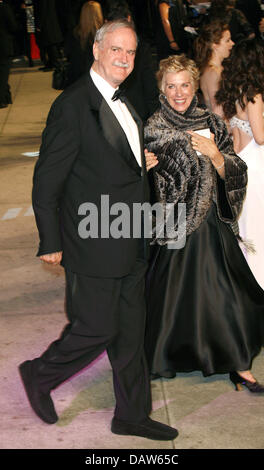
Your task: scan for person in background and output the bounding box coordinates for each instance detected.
[208,0,254,43]
[55,0,76,41]
[155,0,187,61]
[235,0,264,39]
[126,0,155,43]
[104,0,159,122]
[144,54,264,393]
[194,20,234,115]
[20,0,36,67]
[216,38,264,291]
[33,0,63,71]
[0,0,17,108]
[64,1,104,87]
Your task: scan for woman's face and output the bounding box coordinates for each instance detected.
[213,29,234,60]
[163,70,195,113]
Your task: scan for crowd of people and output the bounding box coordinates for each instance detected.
[3,0,263,441]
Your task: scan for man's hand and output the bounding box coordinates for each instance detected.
[40,252,63,265]
[144,149,159,172]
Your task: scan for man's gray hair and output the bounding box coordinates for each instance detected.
[94,19,138,47]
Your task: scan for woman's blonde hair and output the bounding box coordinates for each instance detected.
[156,54,200,93]
[75,1,104,49]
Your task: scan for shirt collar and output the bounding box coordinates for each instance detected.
[90,68,118,101]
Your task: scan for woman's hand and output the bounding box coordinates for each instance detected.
[144,149,159,172]
[159,3,180,51]
[187,131,225,177]
[170,41,180,51]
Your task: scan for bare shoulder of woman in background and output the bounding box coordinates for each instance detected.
[200,65,224,117]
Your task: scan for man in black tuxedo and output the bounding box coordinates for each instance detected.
[19,19,178,441]
[104,0,160,122]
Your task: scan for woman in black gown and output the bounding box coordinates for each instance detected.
[155,0,186,60]
[144,54,264,392]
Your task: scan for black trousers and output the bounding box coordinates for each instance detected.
[31,257,152,422]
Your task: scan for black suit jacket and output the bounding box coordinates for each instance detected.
[32,73,150,278]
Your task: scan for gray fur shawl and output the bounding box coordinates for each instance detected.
[144,95,248,244]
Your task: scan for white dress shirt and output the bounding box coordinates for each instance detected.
[90,68,142,167]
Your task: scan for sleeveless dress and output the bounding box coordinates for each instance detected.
[230,116,264,290]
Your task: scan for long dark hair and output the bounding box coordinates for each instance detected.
[209,0,235,17]
[194,20,229,74]
[216,38,264,119]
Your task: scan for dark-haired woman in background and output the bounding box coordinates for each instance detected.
[208,0,254,44]
[216,38,264,290]
[194,20,233,115]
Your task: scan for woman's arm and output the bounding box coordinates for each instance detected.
[159,2,180,51]
[247,94,264,145]
[230,125,241,154]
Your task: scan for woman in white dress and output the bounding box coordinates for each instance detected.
[194,20,234,116]
[216,38,264,290]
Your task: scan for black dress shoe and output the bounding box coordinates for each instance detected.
[111,417,178,441]
[38,66,54,71]
[19,360,58,424]
[0,103,8,109]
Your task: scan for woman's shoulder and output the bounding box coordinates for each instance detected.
[201,65,221,81]
[158,0,176,10]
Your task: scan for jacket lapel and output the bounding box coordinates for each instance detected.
[85,73,145,177]
[99,100,132,157]
[123,98,146,172]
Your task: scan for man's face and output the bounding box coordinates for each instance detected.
[93,27,137,88]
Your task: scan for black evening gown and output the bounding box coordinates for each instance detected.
[145,203,264,377]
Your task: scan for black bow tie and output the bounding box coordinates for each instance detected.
[112,88,126,102]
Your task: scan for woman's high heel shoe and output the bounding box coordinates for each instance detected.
[229,372,264,393]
